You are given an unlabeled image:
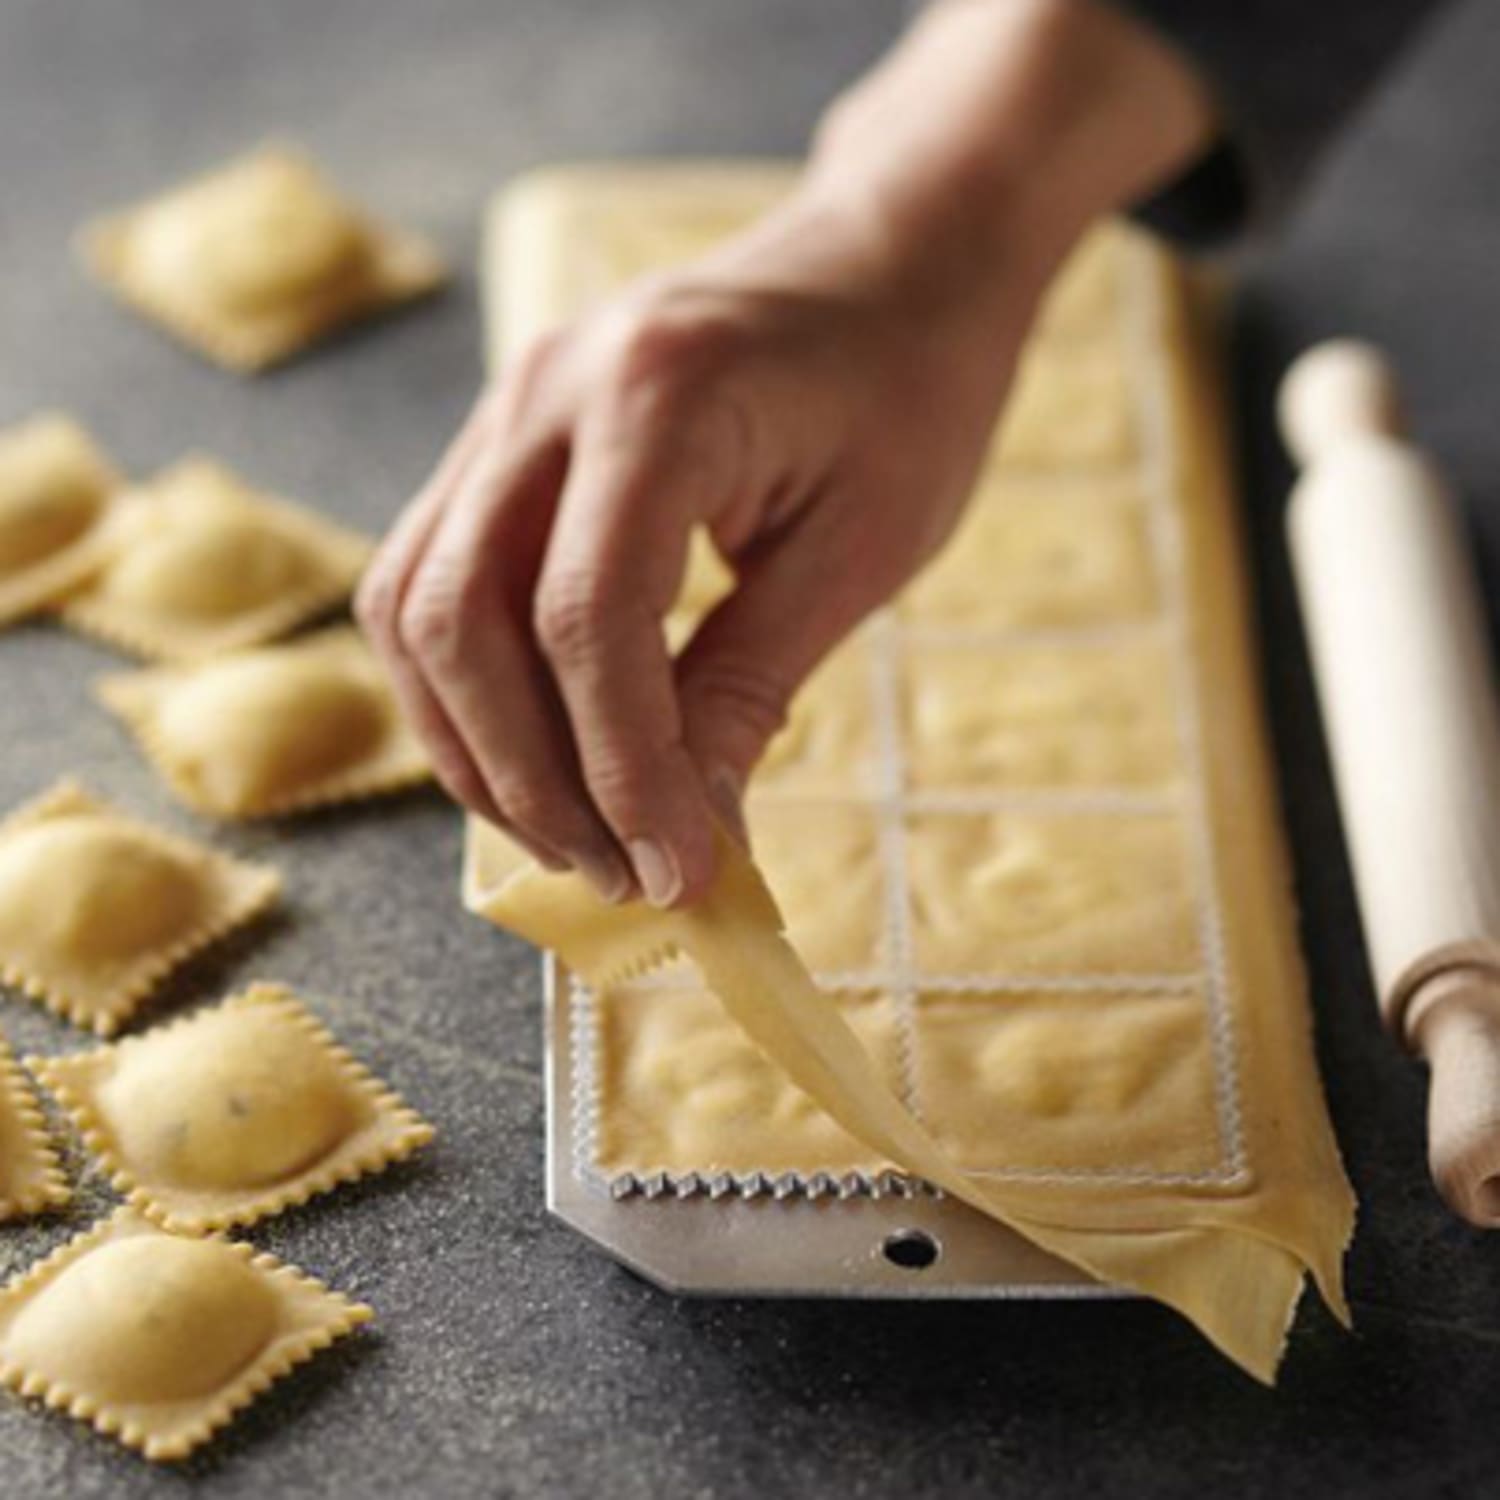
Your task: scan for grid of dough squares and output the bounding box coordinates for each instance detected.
[522,174,1248,1199]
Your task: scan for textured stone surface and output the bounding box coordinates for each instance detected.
[2,0,1498,1494]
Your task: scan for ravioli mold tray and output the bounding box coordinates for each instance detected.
[545,957,1119,1299]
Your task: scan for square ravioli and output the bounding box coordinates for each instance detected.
[897,478,1158,629]
[0,1033,69,1220]
[755,639,882,798]
[994,340,1137,467]
[98,626,431,819]
[80,144,447,373]
[904,809,1199,976]
[744,798,888,974]
[593,982,900,1177]
[911,990,1221,1176]
[32,983,434,1233]
[0,781,279,1034]
[898,637,1182,790]
[0,414,124,627]
[0,1207,371,1461]
[60,456,372,660]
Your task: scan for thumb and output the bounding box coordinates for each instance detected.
[675,522,864,832]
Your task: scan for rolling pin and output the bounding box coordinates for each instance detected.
[1281,340,1500,1227]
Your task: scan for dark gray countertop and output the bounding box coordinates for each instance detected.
[2,0,1498,1495]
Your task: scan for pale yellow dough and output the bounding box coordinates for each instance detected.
[897,479,1158,629]
[32,982,434,1232]
[0,414,123,626]
[0,1031,69,1220]
[757,638,882,798]
[81,145,447,373]
[899,637,1181,790]
[995,341,1136,467]
[913,990,1219,1176]
[98,626,431,819]
[468,165,1355,1384]
[663,528,736,652]
[60,456,372,660]
[744,798,888,974]
[0,781,279,1034]
[0,1207,371,1461]
[904,810,1199,976]
[486,164,791,360]
[1032,232,1122,342]
[595,983,901,1176]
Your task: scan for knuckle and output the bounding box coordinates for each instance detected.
[581,744,659,820]
[533,570,611,664]
[429,751,489,815]
[512,330,561,383]
[489,774,566,841]
[690,659,791,744]
[397,589,464,670]
[605,301,736,400]
[353,568,393,638]
[495,331,566,418]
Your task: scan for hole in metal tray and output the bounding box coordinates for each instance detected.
[881,1229,941,1271]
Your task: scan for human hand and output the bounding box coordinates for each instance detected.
[358,0,1213,908]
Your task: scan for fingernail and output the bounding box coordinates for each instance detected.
[708,766,748,846]
[580,851,633,904]
[629,838,682,908]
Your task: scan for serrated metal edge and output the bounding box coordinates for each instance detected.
[606,1167,945,1202]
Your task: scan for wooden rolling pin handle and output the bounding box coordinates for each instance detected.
[1277,338,1407,464]
[1282,340,1500,1227]
[1407,970,1500,1227]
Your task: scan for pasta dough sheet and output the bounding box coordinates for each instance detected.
[465,164,1355,1383]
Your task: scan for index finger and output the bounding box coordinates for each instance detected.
[532,388,745,905]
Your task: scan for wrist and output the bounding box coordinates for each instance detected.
[803,0,1215,312]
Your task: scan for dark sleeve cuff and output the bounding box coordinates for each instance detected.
[1131,138,1252,249]
[1112,0,1443,247]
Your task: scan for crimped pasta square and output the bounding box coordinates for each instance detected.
[0,414,123,627]
[80,144,446,373]
[0,1032,69,1220]
[98,626,431,819]
[0,1207,371,1461]
[60,456,371,660]
[0,781,279,1034]
[32,983,434,1233]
